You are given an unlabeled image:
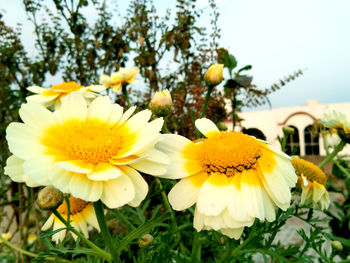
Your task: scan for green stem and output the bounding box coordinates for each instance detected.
[162,118,169,133]
[200,85,214,118]
[318,140,346,168]
[51,209,111,261]
[93,201,119,263]
[0,235,73,262]
[231,231,257,258]
[122,84,131,108]
[191,231,201,262]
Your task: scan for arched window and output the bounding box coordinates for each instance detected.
[242,128,266,140]
[304,125,319,155]
[285,126,300,155]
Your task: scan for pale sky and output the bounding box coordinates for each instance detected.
[2,0,350,111]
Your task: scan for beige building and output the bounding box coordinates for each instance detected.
[225,99,350,156]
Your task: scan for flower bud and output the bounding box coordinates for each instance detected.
[282,126,295,135]
[138,233,154,248]
[0,233,12,243]
[27,234,37,245]
[324,129,341,148]
[149,89,173,117]
[331,240,343,251]
[36,186,63,210]
[204,64,224,86]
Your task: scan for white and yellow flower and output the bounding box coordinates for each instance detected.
[156,118,297,239]
[291,158,330,210]
[324,129,341,148]
[99,67,139,92]
[5,93,169,208]
[319,111,348,130]
[42,196,99,243]
[27,81,105,108]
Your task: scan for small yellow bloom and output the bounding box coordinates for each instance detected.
[204,64,224,86]
[26,81,105,108]
[99,67,139,92]
[42,196,99,243]
[0,233,12,242]
[291,158,330,210]
[149,89,173,117]
[156,118,297,239]
[27,234,37,245]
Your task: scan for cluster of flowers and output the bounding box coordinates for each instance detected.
[3,65,333,243]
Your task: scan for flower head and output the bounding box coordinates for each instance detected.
[27,234,37,245]
[319,111,348,129]
[156,118,297,239]
[204,64,224,86]
[291,158,330,210]
[5,93,169,208]
[27,81,105,108]
[42,196,99,243]
[149,89,172,117]
[0,233,12,242]
[99,67,139,92]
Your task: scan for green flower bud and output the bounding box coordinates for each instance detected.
[36,186,63,210]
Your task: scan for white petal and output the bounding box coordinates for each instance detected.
[101,174,135,208]
[121,166,148,207]
[69,173,103,202]
[168,174,204,211]
[19,103,57,129]
[48,166,73,193]
[22,156,54,185]
[156,134,194,154]
[26,94,57,104]
[227,174,252,222]
[221,227,244,239]
[124,109,152,133]
[193,206,204,231]
[83,207,100,231]
[129,148,169,176]
[41,215,54,231]
[6,123,45,159]
[4,155,38,187]
[116,118,163,158]
[88,96,112,122]
[86,163,123,181]
[195,118,219,138]
[197,173,229,216]
[108,104,124,126]
[118,106,136,125]
[55,160,93,174]
[240,169,265,220]
[60,93,87,121]
[27,86,46,94]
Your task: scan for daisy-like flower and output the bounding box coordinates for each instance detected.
[319,111,348,130]
[42,196,99,243]
[27,81,105,108]
[5,93,169,208]
[156,118,297,239]
[99,67,139,92]
[291,158,330,210]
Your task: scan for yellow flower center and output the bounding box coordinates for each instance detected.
[57,196,90,216]
[197,131,262,177]
[42,120,134,165]
[42,81,83,97]
[291,158,327,185]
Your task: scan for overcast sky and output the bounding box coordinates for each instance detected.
[2,0,350,111]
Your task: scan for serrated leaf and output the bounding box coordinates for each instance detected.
[39,227,66,239]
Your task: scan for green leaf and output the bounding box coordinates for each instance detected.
[238,65,252,73]
[39,228,66,239]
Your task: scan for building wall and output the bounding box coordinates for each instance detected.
[225,99,350,156]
